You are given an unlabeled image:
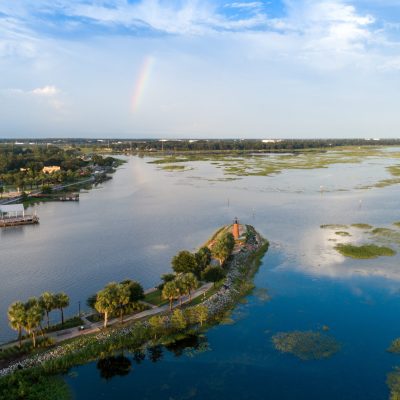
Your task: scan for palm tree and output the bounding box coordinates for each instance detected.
[39,292,56,329]
[115,284,130,323]
[95,283,121,328]
[23,301,44,348]
[174,276,185,307]
[8,301,26,348]
[54,292,69,326]
[162,281,179,311]
[179,273,199,301]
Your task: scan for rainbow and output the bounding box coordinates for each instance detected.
[132,56,155,112]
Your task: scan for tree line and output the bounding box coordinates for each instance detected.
[0,144,119,193]
[98,138,400,153]
[6,230,236,347]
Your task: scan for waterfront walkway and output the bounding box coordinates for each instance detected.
[1,282,213,349]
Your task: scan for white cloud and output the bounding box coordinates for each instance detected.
[227,2,263,9]
[31,85,58,96]
[268,1,375,52]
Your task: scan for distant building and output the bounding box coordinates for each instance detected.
[42,166,61,174]
[0,204,25,219]
[262,139,282,143]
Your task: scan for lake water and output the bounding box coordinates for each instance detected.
[2,154,400,399]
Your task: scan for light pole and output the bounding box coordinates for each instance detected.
[78,301,81,317]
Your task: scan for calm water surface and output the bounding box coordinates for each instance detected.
[2,155,400,399]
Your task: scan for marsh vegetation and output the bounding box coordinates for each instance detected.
[272,331,341,361]
[334,243,396,259]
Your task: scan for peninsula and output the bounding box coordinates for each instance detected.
[0,221,269,399]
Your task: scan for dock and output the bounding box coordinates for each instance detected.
[0,215,39,227]
[0,204,39,227]
[31,193,79,201]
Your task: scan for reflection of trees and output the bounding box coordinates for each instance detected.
[165,334,202,357]
[147,345,163,363]
[133,350,146,364]
[96,355,132,380]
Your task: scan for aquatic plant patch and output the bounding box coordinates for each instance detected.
[253,288,271,302]
[387,368,400,400]
[272,331,341,361]
[148,147,392,180]
[320,224,348,229]
[388,338,400,354]
[161,165,189,171]
[335,231,351,237]
[335,243,396,259]
[351,223,373,229]
[370,228,400,245]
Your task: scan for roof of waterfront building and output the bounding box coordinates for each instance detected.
[0,204,24,214]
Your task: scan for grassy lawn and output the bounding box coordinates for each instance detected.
[44,317,84,333]
[335,243,396,259]
[144,290,168,306]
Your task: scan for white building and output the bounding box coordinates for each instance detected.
[0,204,25,219]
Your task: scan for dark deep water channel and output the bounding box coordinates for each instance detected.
[2,154,400,399]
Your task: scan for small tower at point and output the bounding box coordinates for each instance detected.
[233,217,240,240]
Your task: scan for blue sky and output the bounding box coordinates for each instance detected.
[1,0,400,138]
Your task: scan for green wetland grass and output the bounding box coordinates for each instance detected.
[335,243,396,259]
[371,228,400,245]
[388,338,400,354]
[252,288,271,302]
[351,223,373,229]
[272,331,341,361]
[320,224,349,229]
[335,231,351,237]
[387,338,400,399]
[147,147,399,180]
[147,147,400,191]
[161,164,188,171]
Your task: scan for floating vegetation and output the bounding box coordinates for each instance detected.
[393,222,400,228]
[184,341,211,358]
[335,243,396,259]
[351,223,373,229]
[161,164,188,171]
[387,368,400,400]
[253,288,271,302]
[322,325,330,332]
[386,338,400,399]
[148,147,392,180]
[335,231,351,237]
[320,224,349,229]
[371,228,400,245]
[388,164,400,177]
[272,331,341,361]
[388,338,400,354]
